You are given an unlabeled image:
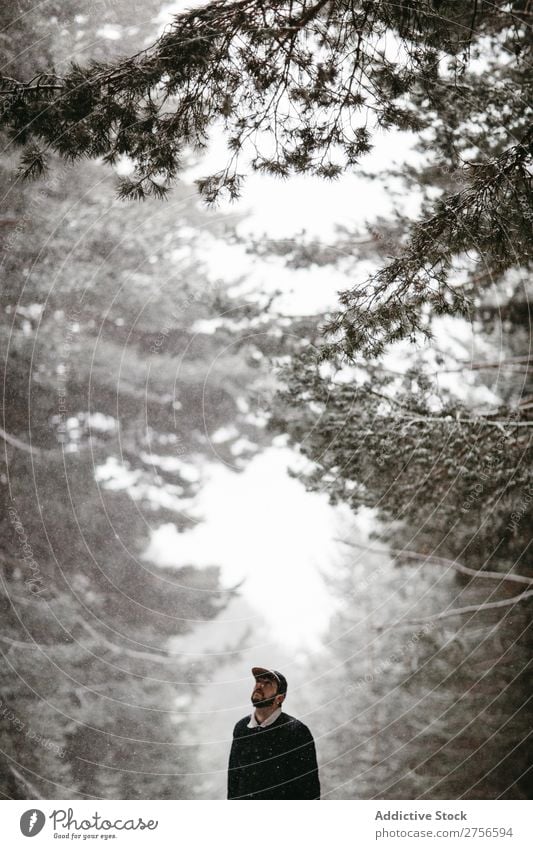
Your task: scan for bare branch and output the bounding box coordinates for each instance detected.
[9,764,42,800]
[335,538,533,587]
[0,427,43,456]
[393,589,533,627]
[0,634,39,650]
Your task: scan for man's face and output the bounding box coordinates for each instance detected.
[251,675,280,709]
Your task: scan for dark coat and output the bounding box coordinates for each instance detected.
[228,711,320,799]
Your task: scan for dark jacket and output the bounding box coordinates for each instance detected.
[228,712,320,799]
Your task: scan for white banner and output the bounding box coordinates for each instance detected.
[2,800,531,848]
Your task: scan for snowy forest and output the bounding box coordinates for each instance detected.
[0,0,531,800]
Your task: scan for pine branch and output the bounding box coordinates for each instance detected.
[323,128,533,359]
[1,1,524,200]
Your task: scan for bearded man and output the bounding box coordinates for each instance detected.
[227,666,321,800]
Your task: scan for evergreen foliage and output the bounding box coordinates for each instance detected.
[1,0,532,800]
[0,0,269,800]
[1,1,530,199]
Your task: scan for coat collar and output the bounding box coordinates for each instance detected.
[247,706,282,729]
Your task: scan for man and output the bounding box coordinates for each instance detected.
[227,666,320,799]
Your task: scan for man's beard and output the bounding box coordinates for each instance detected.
[251,693,276,709]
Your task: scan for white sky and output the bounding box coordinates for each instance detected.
[144,446,361,650]
[185,127,424,240]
